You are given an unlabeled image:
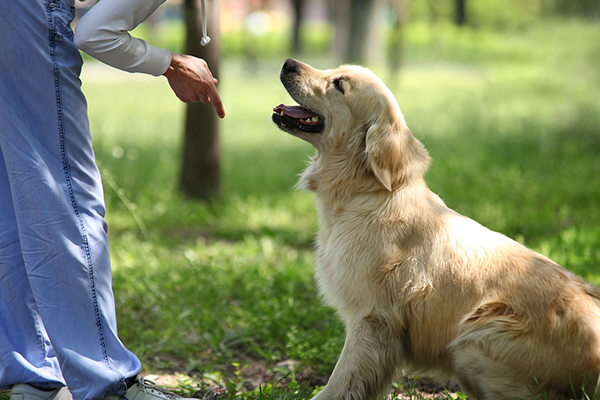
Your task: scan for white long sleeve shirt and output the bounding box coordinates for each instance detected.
[74,0,172,76]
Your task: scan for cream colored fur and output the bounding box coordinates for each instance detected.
[275,59,600,400]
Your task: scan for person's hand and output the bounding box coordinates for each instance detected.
[163,52,225,118]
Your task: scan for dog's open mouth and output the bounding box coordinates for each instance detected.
[272,104,324,134]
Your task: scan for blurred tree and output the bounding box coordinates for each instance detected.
[291,0,306,54]
[332,0,377,64]
[347,0,377,64]
[388,0,409,85]
[180,0,221,200]
[331,0,350,60]
[428,0,441,23]
[547,0,600,17]
[455,0,467,25]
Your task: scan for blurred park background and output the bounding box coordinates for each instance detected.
[74,0,599,397]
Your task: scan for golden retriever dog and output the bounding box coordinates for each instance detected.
[272,58,600,400]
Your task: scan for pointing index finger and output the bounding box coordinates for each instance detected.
[208,81,225,118]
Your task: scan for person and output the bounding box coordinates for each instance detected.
[0,0,224,400]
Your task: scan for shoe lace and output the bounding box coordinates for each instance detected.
[136,377,181,400]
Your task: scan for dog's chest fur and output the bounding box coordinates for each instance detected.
[311,190,423,323]
[313,200,381,319]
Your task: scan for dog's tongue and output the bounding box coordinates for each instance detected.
[274,104,315,119]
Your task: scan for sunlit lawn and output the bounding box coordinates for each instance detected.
[80,19,600,398]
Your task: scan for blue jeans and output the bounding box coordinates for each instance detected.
[0,1,142,399]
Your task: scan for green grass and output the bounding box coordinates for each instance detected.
[5,18,593,400]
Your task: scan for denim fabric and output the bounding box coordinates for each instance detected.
[0,1,142,399]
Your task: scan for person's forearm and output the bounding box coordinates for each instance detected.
[74,0,171,76]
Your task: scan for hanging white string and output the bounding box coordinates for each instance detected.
[200,0,211,46]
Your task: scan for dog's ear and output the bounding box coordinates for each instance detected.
[366,117,429,191]
[365,118,402,191]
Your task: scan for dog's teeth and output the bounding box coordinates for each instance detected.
[280,111,285,116]
[312,116,320,122]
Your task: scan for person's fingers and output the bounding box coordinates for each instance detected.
[212,96,225,119]
[198,92,210,103]
[200,63,223,111]
[205,82,225,118]
[203,61,215,80]
[190,89,200,103]
[178,93,190,103]
[166,55,225,117]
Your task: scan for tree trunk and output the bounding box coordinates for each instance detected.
[331,0,351,61]
[180,0,221,200]
[291,0,306,54]
[455,0,467,25]
[345,0,376,65]
[388,0,409,85]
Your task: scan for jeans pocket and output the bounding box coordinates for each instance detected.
[50,1,83,77]
[50,1,76,41]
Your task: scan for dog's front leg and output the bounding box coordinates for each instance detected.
[312,314,401,400]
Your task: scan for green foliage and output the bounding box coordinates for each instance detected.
[407,0,599,27]
[80,17,600,398]
[222,23,332,59]
[544,0,600,18]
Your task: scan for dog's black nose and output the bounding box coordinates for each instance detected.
[282,58,298,73]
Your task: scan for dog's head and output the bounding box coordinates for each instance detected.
[272,59,430,193]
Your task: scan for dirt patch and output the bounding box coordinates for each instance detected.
[143,364,460,400]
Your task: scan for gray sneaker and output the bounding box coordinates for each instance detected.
[102,377,193,400]
[10,385,72,400]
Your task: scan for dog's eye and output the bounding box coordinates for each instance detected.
[333,78,346,94]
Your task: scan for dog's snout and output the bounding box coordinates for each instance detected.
[282,58,298,74]
[281,58,302,87]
